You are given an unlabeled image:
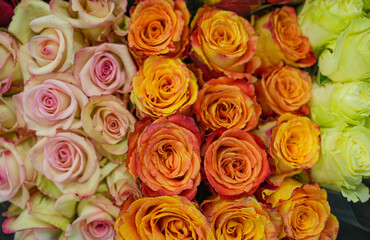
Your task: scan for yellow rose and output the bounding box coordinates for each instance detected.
[130,56,198,119]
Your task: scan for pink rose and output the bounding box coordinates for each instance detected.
[73,43,136,96]
[13,73,88,136]
[29,132,100,197]
[65,195,119,240]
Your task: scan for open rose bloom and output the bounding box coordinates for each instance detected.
[2,0,363,239]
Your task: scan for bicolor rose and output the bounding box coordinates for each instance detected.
[65,195,119,240]
[201,196,282,240]
[13,73,88,136]
[190,5,260,80]
[318,18,370,82]
[0,97,18,134]
[50,0,129,42]
[126,115,201,200]
[0,32,22,94]
[310,81,370,128]
[267,0,300,4]
[81,95,136,163]
[202,0,265,16]
[204,129,270,199]
[193,77,261,134]
[254,6,316,73]
[269,113,320,185]
[311,126,370,203]
[115,195,215,240]
[298,0,364,51]
[73,43,136,96]
[106,164,142,206]
[128,0,190,64]
[29,132,100,197]
[278,183,339,240]
[256,65,312,116]
[0,136,36,209]
[130,56,198,119]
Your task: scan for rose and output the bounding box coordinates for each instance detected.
[65,195,119,240]
[0,97,18,134]
[267,0,301,4]
[81,95,136,163]
[73,43,136,96]
[0,32,22,94]
[201,196,282,240]
[0,137,36,209]
[0,0,16,27]
[13,73,88,137]
[298,0,364,51]
[193,77,261,134]
[130,56,198,119]
[254,6,316,73]
[278,183,339,240]
[311,126,370,203]
[29,132,100,197]
[50,0,129,42]
[115,195,215,240]
[190,5,260,80]
[310,81,370,127]
[128,0,190,63]
[201,0,265,16]
[256,66,312,116]
[126,115,201,200]
[2,191,72,238]
[106,164,142,206]
[204,129,270,199]
[268,113,320,185]
[318,18,370,82]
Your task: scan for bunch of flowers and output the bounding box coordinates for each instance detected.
[0,0,367,239]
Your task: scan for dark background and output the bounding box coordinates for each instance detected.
[1,0,370,239]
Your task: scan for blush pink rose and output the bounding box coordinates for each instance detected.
[73,43,136,96]
[13,72,88,137]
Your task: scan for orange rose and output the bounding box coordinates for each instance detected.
[126,115,201,200]
[115,195,215,240]
[204,128,270,199]
[256,66,312,116]
[128,0,190,64]
[254,6,316,74]
[201,196,282,240]
[190,5,260,81]
[130,56,198,119]
[269,113,320,185]
[193,77,261,134]
[278,183,339,240]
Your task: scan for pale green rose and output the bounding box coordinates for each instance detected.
[311,126,370,203]
[298,0,364,51]
[318,17,370,82]
[310,81,370,127]
[0,97,18,134]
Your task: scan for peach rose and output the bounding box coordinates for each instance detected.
[73,43,136,96]
[201,196,282,240]
[193,77,261,135]
[204,128,270,199]
[81,95,136,163]
[254,6,316,74]
[278,183,339,239]
[13,73,88,137]
[115,195,215,240]
[269,113,320,185]
[128,0,190,64]
[190,5,260,81]
[126,115,201,200]
[256,66,312,116]
[130,56,198,119]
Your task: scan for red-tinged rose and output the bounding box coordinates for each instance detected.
[193,77,261,135]
[254,6,316,74]
[126,115,201,200]
[267,0,300,4]
[204,128,270,199]
[0,0,16,27]
[190,5,260,81]
[203,0,265,16]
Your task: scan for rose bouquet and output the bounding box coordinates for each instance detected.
[0,0,369,239]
